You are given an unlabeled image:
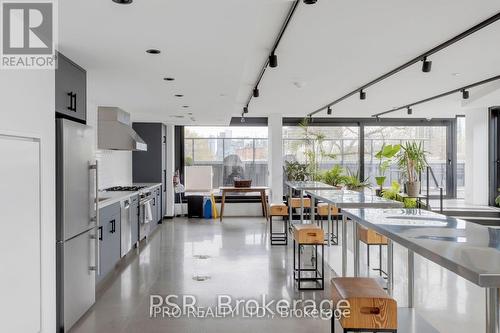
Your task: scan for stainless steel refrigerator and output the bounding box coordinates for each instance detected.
[56,118,98,332]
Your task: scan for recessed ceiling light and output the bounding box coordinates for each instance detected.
[112,0,133,4]
[452,73,460,77]
[146,49,161,55]
[182,105,189,108]
[187,112,193,115]
[175,94,184,97]
[163,77,175,81]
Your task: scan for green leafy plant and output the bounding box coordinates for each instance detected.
[321,165,347,187]
[344,169,371,192]
[496,188,500,206]
[374,144,400,189]
[381,181,401,200]
[397,141,427,183]
[284,161,309,181]
[382,181,417,208]
[185,156,193,166]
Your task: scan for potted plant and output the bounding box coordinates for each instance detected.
[321,165,347,188]
[284,161,309,181]
[397,142,427,197]
[374,144,400,196]
[344,169,371,192]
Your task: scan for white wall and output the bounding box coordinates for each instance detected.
[465,107,489,205]
[268,114,283,203]
[0,70,56,332]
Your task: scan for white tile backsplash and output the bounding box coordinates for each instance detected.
[96,149,132,190]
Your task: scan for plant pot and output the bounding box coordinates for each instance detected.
[375,188,383,197]
[406,181,420,197]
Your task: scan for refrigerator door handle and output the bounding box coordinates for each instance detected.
[90,161,99,275]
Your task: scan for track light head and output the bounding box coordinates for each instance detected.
[253,87,260,98]
[359,89,366,100]
[241,116,246,123]
[421,57,432,73]
[376,116,381,123]
[407,107,413,115]
[462,89,470,100]
[303,0,318,4]
[269,53,278,68]
[327,106,332,115]
[243,106,249,114]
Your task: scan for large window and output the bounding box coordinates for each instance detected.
[184,127,268,188]
[364,125,449,195]
[283,126,360,174]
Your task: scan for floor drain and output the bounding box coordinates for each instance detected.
[192,275,211,281]
[193,254,210,259]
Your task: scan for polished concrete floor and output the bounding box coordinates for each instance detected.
[71,217,487,333]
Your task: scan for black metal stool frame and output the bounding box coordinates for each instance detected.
[293,240,324,290]
[270,215,288,246]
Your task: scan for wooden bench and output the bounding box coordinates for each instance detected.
[269,203,288,245]
[290,197,311,208]
[357,225,388,277]
[293,224,325,290]
[331,277,397,333]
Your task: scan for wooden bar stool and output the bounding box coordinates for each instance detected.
[317,203,340,245]
[293,224,325,290]
[357,226,389,278]
[331,277,397,333]
[269,203,289,246]
[290,197,311,215]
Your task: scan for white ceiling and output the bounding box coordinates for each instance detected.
[59,0,500,124]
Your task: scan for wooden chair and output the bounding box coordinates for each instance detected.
[292,224,325,290]
[269,203,288,246]
[331,277,397,333]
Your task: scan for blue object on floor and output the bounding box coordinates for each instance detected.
[203,197,212,219]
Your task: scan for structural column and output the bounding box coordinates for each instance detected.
[268,114,283,203]
[465,108,489,205]
[165,124,175,217]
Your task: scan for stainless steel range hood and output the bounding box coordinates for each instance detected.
[98,107,147,151]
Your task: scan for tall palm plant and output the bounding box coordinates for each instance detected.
[397,141,427,196]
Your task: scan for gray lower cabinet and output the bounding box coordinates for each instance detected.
[97,202,121,284]
[130,195,139,245]
[55,53,87,123]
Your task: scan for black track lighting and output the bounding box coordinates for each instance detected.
[269,53,278,68]
[327,106,332,115]
[421,56,432,73]
[359,89,366,100]
[243,106,249,114]
[241,116,246,123]
[407,107,413,115]
[303,0,318,4]
[462,89,470,99]
[146,49,161,55]
[113,0,133,4]
[253,87,260,98]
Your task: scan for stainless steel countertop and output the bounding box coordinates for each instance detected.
[343,208,500,287]
[98,183,161,209]
[305,189,403,208]
[284,180,337,190]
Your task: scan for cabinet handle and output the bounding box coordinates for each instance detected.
[67,92,73,111]
[110,219,115,233]
[98,226,103,240]
[72,93,77,112]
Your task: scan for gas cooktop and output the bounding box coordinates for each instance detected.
[105,186,146,192]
